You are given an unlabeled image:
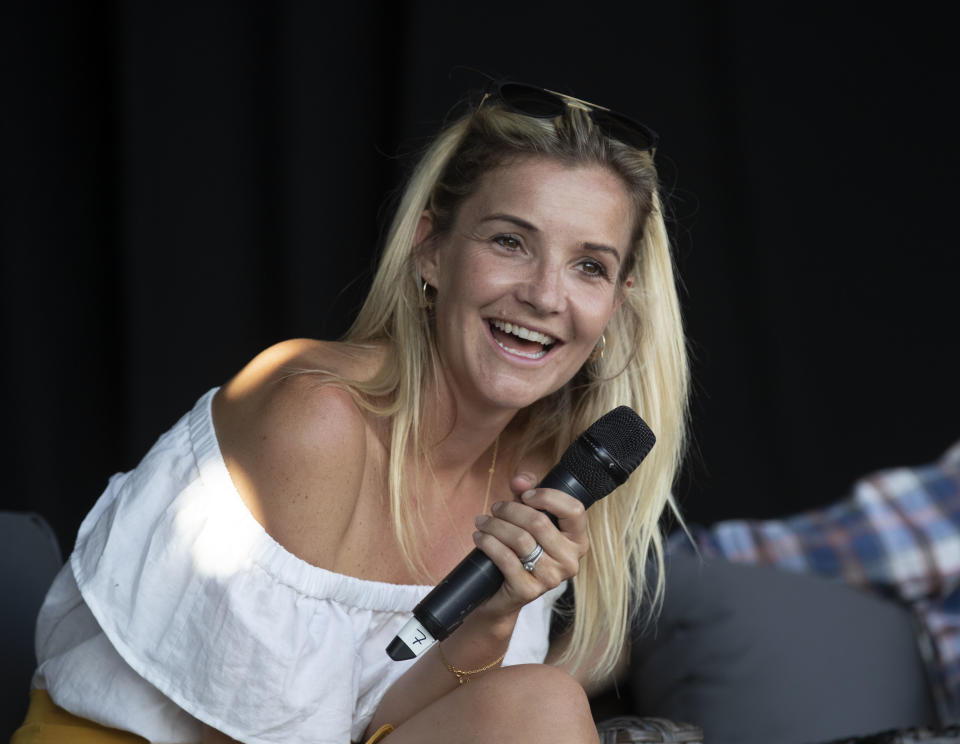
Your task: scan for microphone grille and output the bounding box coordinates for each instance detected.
[559,406,656,500]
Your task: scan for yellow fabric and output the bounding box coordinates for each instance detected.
[13,689,393,744]
[363,723,395,743]
[11,689,148,743]
[10,690,393,744]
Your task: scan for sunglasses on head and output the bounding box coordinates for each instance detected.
[479,81,659,154]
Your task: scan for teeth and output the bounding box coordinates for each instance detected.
[490,319,556,346]
[494,341,547,359]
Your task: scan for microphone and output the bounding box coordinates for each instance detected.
[386,406,655,661]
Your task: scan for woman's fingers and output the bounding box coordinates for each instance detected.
[507,476,587,537]
[516,487,589,538]
[472,525,566,603]
[509,472,538,498]
[469,472,592,614]
[473,511,540,565]
[473,490,589,585]
[471,527,545,590]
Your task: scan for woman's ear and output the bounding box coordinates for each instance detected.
[612,276,634,313]
[413,211,439,286]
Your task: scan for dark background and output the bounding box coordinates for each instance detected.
[2,2,957,557]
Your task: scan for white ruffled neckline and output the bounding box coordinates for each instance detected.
[187,387,435,610]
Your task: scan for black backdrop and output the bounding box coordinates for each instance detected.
[2,2,957,556]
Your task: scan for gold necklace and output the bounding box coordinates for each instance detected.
[481,434,499,516]
[436,435,500,556]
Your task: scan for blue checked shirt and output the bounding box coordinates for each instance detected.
[668,439,960,723]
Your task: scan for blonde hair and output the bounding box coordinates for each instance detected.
[337,97,688,683]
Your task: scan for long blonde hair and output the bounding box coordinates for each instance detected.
[336,95,688,683]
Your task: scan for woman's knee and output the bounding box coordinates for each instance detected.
[388,664,598,744]
[469,665,596,736]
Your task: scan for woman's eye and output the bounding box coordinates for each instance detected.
[579,260,609,279]
[493,235,522,251]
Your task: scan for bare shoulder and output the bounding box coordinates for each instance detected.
[212,339,388,568]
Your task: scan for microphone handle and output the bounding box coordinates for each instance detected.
[410,464,593,642]
[412,548,502,642]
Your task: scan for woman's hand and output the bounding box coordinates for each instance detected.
[471,471,590,617]
[365,472,591,740]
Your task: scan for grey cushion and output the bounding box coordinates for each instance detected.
[631,553,938,744]
[1,512,63,739]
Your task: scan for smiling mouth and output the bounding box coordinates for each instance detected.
[489,319,558,360]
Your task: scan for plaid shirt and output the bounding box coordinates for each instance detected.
[668,439,960,724]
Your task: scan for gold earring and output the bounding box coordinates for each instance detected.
[420,279,434,310]
[589,334,606,362]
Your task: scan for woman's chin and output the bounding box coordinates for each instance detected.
[470,373,566,413]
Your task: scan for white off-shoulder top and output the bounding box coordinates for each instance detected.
[32,388,565,744]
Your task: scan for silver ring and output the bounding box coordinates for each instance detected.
[520,543,544,572]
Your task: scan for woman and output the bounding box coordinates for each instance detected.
[15,83,688,744]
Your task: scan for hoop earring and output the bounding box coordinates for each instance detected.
[589,334,606,362]
[420,279,434,310]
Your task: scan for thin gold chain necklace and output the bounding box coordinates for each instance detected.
[437,435,500,556]
[481,434,500,515]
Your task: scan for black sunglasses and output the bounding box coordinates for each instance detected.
[479,81,659,154]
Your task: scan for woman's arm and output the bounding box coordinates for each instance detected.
[365,472,593,737]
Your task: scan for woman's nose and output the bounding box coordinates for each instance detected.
[516,259,566,314]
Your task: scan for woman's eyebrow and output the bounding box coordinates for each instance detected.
[478,213,539,232]
[583,243,623,264]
